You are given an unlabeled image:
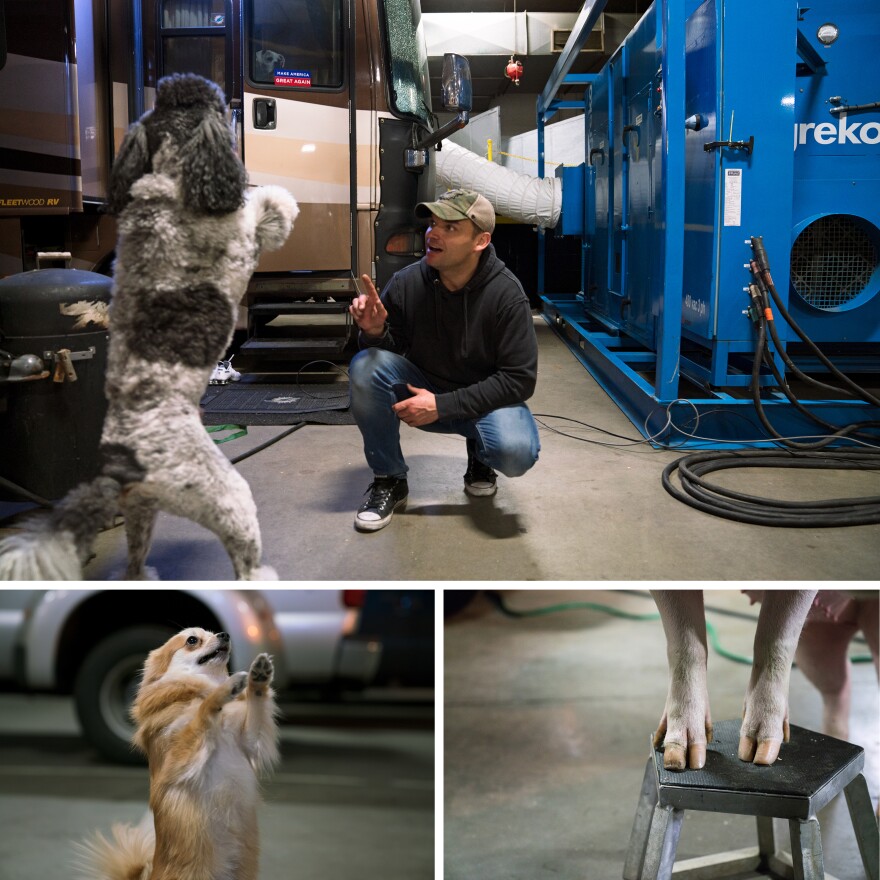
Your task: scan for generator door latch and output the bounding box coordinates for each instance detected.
[704,135,754,154]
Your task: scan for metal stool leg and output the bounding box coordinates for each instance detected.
[756,815,776,860]
[623,759,660,880]
[788,817,825,880]
[758,816,796,880]
[641,804,685,880]
[844,773,879,880]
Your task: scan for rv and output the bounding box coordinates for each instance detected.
[0,0,471,359]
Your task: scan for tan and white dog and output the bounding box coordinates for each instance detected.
[78,628,279,880]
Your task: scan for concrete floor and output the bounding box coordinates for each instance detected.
[1,316,879,580]
[444,588,880,880]
[0,691,433,880]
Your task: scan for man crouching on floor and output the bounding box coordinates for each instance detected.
[347,189,541,532]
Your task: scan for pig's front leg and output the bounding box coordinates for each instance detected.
[739,589,817,764]
[652,590,712,771]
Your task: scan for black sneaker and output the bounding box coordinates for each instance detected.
[355,477,408,531]
[464,439,497,497]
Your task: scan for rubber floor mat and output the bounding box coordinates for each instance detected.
[200,382,353,426]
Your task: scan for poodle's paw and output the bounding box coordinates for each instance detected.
[129,173,177,203]
[249,185,299,252]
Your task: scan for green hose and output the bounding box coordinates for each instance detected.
[484,591,873,664]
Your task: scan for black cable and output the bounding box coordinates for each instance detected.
[229,422,307,464]
[0,475,54,509]
[293,359,350,401]
[750,238,880,409]
[744,240,880,451]
[532,412,653,446]
[662,449,880,527]
[763,301,857,398]
[749,316,871,450]
[661,240,880,526]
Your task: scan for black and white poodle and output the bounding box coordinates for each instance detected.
[0,74,298,580]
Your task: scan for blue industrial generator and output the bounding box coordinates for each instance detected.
[539,0,880,447]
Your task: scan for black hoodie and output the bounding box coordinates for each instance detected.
[360,244,538,421]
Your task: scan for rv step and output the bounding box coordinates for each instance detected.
[249,302,349,316]
[240,337,349,354]
[247,276,358,296]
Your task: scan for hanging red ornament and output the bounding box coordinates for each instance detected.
[505,56,523,86]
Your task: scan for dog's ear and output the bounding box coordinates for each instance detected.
[108,122,150,214]
[180,113,248,214]
[141,644,169,685]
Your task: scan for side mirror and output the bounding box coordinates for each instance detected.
[441,53,472,113]
[413,53,472,152]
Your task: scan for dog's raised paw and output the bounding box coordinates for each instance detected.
[249,653,274,685]
[227,671,248,699]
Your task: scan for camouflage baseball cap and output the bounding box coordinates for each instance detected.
[415,189,496,233]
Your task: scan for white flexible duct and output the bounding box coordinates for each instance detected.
[434,140,562,229]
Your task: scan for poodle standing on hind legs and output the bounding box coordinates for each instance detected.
[0,74,298,580]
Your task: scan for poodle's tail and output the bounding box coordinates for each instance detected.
[74,822,155,880]
[0,476,122,580]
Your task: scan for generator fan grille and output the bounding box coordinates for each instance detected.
[790,214,878,310]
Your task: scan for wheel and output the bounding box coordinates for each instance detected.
[444,590,478,618]
[73,625,174,764]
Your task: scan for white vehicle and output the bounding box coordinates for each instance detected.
[0,589,388,763]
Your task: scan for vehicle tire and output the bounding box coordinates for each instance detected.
[443,590,478,618]
[73,625,174,764]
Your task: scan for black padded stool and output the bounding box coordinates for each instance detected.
[623,719,878,880]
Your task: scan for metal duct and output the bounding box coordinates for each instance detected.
[434,140,562,229]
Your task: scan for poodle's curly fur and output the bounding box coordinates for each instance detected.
[0,74,298,580]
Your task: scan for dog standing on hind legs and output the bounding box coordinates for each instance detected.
[0,73,298,580]
[76,628,279,880]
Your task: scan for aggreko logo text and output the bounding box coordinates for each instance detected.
[795,114,880,149]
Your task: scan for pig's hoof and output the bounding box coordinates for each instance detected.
[654,712,713,771]
[740,681,790,765]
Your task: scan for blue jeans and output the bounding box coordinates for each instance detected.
[349,347,541,478]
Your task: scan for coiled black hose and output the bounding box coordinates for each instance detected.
[662,238,880,526]
[747,236,880,449]
[662,449,880,527]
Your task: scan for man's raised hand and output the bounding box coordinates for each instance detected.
[350,273,388,338]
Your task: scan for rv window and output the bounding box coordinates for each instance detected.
[383,0,431,124]
[160,0,227,91]
[163,36,226,87]
[162,0,224,27]
[246,0,343,89]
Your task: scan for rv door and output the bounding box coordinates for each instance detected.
[242,0,353,273]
